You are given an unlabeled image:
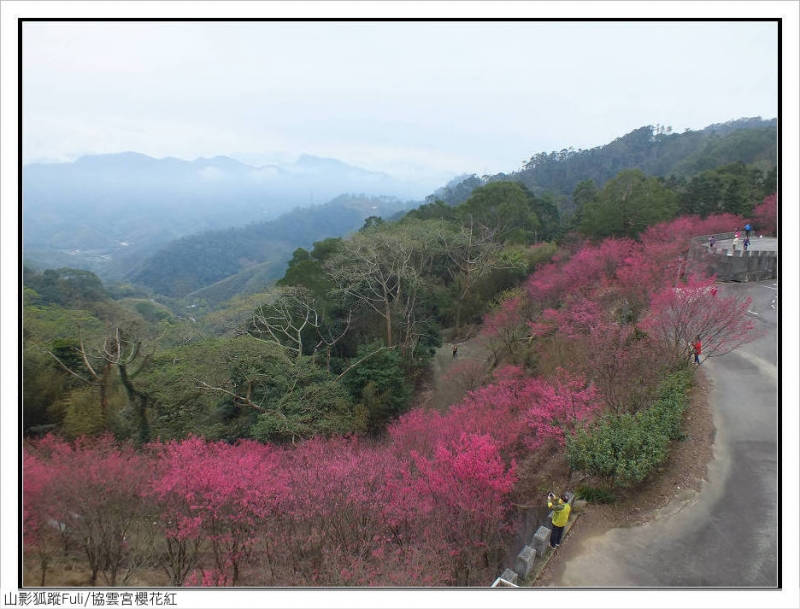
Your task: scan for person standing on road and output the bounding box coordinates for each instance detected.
[745,223,752,238]
[452,344,458,358]
[693,335,702,365]
[548,492,571,549]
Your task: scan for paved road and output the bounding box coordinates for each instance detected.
[546,279,779,588]
[711,236,778,254]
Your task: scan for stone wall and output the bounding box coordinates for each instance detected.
[491,492,576,587]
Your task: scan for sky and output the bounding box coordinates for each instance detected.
[3,2,800,609]
[20,18,779,189]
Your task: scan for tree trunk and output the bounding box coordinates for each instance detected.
[38,552,48,586]
[99,363,112,427]
[384,301,393,346]
[118,365,150,443]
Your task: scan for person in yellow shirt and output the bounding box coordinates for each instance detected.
[547,492,571,549]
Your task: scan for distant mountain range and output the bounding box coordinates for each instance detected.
[22,152,426,278]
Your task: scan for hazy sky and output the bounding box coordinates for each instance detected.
[22,19,778,188]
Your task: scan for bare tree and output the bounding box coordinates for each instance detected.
[326,229,414,348]
[245,287,322,358]
[325,222,441,359]
[102,326,157,442]
[242,286,352,373]
[48,324,115,428]
[48,322,158,441]
[439,220,506,331]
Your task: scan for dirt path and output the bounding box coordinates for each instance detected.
[414,330,494,413]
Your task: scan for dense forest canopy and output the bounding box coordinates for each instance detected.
[435,117,775,213]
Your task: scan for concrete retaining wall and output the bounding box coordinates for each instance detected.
[710,249,777,282]
[688,234,777,282]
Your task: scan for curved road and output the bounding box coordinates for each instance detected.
[545,279,779,589]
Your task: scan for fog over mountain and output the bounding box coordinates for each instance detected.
[22,152,427,278]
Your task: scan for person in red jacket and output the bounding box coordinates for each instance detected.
[693,335,702,365]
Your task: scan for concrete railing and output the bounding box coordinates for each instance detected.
[490,492,576,587]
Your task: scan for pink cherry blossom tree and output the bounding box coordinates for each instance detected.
[148,436,287,586]
[22,449,59,585]
[750,193,777,237]
[404,433,517,585]
[642,275,758,365]
[25,434,152,586]
[522,368,604,448]
[482,294,528,361]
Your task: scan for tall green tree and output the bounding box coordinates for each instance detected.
[580,169,678,239]
[403,199,458,222]
[277,239,341,296]
[677,162,773,218]
[23,267,108,309]
[531,191,562,242]
[457,182,541,244]
[340,342,410,434]
[569,179,599,229]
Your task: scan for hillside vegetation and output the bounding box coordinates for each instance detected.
[22,118,777,587]
[124,118,775,301]
[126,194,414,302]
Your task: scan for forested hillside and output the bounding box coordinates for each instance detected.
[516,117,776,197]
[23,119,778,441]
[120,119,776,306]
[126,193,414,302]
[433,117,776,210]
[22,117,778,587]
[23,202,774,586]
[23,182,776,443]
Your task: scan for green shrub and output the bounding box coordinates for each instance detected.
[575,483,616,504]
[566,371,693,489]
